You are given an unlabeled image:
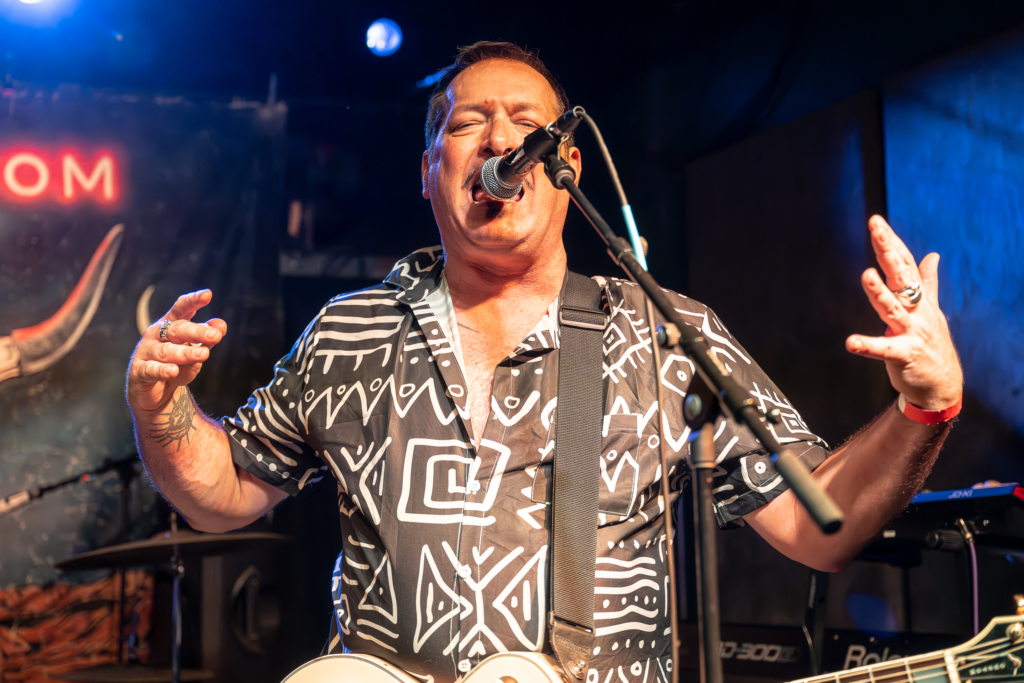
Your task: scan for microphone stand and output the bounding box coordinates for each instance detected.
[0,456,140,519]
[539,151,845,683]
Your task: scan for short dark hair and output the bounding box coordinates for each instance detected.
[424,41,573,151]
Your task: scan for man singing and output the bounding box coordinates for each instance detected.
[126,42,963,682]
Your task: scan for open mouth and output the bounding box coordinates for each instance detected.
[471,183,525,204]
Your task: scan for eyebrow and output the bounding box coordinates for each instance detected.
[449,101,547,117]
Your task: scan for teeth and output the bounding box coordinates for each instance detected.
[471,185,523,203]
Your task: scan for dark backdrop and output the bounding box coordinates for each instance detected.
[684,28,1024,640]
[0,87,286,586]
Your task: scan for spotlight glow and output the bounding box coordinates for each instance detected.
[2,0,81,27]
[366,19,402,57]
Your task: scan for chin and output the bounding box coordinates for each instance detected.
[461,205,534,245]
[465,223,534,250]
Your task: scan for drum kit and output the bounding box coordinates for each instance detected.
[52,513,290,683]
[0,456,290,683]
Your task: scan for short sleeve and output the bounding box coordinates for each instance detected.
[220,316,327,497]
[667,297,831,525]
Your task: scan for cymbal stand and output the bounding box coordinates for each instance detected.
[170,512,183,683]
[114,459,138,666]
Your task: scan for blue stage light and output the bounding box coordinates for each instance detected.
[416,69,448,89]
[2,0,80,26]
[366,19,402,57]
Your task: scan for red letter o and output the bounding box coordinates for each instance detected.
[4,153,49,198]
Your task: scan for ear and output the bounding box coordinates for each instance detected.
[565,145,582,185]
[421,150,430,199]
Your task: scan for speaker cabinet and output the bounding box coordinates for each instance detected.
[199,547,290,683]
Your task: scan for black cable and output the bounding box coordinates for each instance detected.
[574,109,649,270]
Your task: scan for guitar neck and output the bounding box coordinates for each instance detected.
[789,615,1024,683]
[791,651,957,683]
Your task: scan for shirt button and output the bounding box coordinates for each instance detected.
[458,659,472,673]
[458,565,472,579]
[468,480,481,493]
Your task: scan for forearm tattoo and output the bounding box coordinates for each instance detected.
[150,390,198,451]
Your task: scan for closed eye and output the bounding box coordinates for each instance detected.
[452,120,483,132]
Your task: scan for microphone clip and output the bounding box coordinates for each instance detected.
[543,154,577,190]
[518,107,585,166]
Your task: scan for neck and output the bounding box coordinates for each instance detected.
[444,242,567,311]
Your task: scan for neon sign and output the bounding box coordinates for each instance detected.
[0,150,119,204]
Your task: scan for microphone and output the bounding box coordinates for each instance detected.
[480,107,584,200]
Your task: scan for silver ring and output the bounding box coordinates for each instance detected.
[159,319,172,340]
[894,280,923,306]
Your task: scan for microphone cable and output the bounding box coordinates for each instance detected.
[576,110,648,271]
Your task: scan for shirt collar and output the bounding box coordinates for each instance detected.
[382,246,445,304]
[510,292,561,357]
[383,247,580,357]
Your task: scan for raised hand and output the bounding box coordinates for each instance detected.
[127,290,226,414]
[845,216,962,411]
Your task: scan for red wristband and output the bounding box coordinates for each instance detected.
[897,393,962,425]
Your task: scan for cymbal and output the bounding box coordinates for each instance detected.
[55,529,291,571]
[54,666,214,682]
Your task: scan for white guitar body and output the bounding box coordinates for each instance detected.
[281,651,564,683]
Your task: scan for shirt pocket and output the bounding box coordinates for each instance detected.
[597,414,641,517]
[530,415,641,519]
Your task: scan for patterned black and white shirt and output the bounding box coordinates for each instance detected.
[223,247,828,683]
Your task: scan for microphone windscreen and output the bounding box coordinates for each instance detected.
[480,156,522,200]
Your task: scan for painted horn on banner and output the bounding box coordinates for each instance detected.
[0,224,125,384]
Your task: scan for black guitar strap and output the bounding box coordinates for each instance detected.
[550,271,607,680]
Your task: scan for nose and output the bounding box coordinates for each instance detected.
[481,115,518,159]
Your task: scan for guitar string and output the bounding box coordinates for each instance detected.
[819,662,943,683]
[859,639,1022,683]
[859,635,1015,679]
[952,642,1020,668]
[952,639,1022,671]
[793,659,943,683]
[797,636,1021,683]
[834,639,1020,683]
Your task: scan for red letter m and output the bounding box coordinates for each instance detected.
[63,155,115,201]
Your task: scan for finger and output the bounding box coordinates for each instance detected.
[846,333,912,363]
[919,252,940,301]
[205,318,228,336]
[163,320,224,346]
[868,215,920,292]
[131,359,180,383]
[166,290,213,322]
[146,340,210,365]
[861,267,910,334]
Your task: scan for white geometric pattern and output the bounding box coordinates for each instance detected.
[223,248,829,681]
